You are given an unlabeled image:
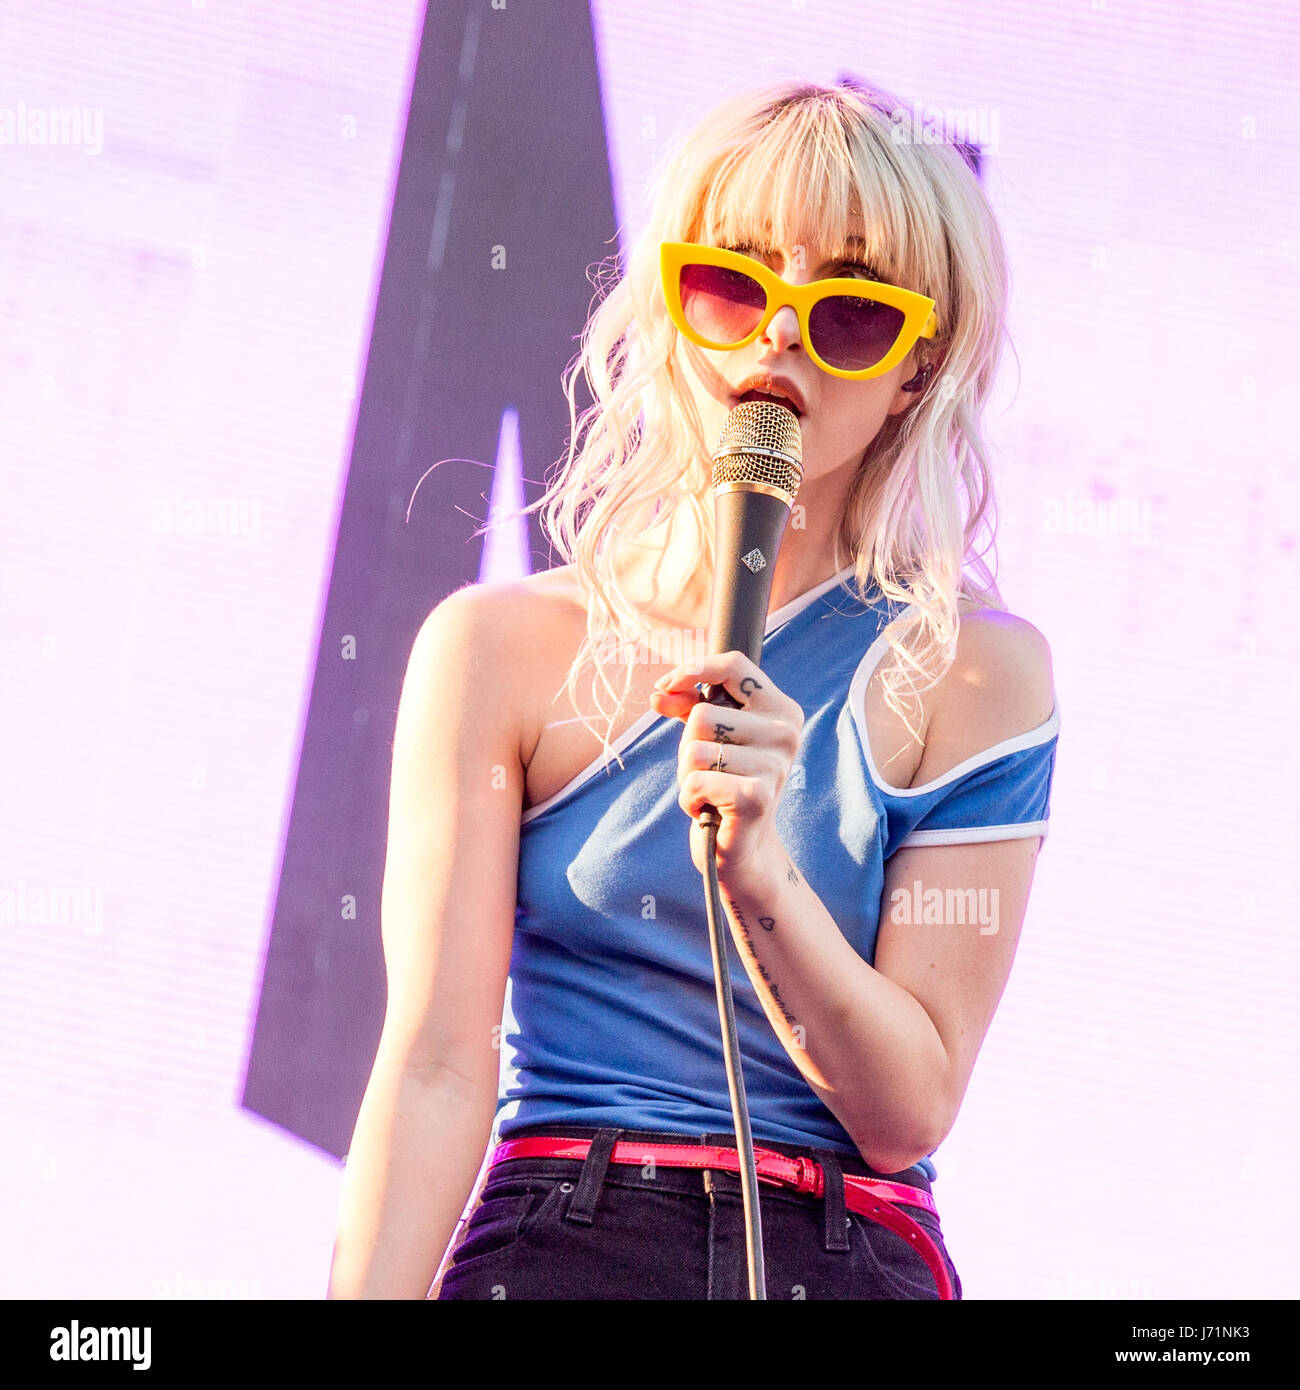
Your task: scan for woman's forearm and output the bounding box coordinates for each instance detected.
[718,844,951,1173]
[326,1064,497,1299]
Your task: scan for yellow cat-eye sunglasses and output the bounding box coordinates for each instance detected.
[660,241,938,381]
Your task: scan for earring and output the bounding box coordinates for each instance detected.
[900,361,934,393]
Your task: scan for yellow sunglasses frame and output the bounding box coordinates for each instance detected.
[659,241,938,380]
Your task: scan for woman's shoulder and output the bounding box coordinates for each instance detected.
[872,597,1054,710]
[434,565,590,670]
[430,565,586,637]
[949,599,1055,721]
[413,569,591,776]
[414,569,587,702]
[908,599,1056,785]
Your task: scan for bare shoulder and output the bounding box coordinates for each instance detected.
[910,599,1055,785]
[949,599,1055,721]
[426,565,580,627]
[414,568,585,756]
[419,567,583,663]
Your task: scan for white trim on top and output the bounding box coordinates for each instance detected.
[847,604,1061,800]
[898,819,1049,848]
[520,564,860,825]
[521,706,659,825]
[763,563,858,632]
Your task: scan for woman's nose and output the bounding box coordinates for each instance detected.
[760,304,804,354]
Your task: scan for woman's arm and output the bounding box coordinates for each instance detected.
[327,584,526,1299]
[656,609,1054,1173]
[717,832,1042,1173]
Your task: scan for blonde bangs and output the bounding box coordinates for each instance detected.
[689,91,940,305]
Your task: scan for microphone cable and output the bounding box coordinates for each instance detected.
[697,750,766,1300]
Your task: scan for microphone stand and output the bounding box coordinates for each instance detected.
[693,401,803,1301]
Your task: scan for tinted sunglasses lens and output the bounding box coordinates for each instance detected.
[679,262,766,344]
[809,294,906,372]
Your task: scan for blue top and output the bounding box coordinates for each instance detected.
[496,565,1061,1181]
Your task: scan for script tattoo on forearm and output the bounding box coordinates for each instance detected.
[785,859,802,887]
[729,901,796,1027]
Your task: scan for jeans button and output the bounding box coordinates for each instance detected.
[559,1181,575,1192]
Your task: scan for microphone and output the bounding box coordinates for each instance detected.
[697,400,804,832]
[691,398,804,1301]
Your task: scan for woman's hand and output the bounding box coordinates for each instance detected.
[648,651,805,880]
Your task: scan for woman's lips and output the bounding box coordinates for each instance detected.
[734,388,804,417]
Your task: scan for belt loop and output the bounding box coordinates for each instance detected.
[812,1148,849,1252]
[564,1127,620,1226]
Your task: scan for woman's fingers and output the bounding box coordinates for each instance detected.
[647,685,698,719]
[678,736,779,783]
[647,654,803,871]
[679,767,767,822]
[654,651,772,711]
[651,687,798,760]
[689,697,801,760]
[652,650,805,728]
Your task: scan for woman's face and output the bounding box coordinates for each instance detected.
[673,236,925,485]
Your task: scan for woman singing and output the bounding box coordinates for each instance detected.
[328,77,1060,1301]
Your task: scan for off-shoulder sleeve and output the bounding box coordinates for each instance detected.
[876,710,1060,851]
[847,627,1061,855]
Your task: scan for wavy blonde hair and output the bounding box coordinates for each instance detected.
[505,77,1010,770]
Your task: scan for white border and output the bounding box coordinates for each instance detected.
[521,564,859,825]
[898,820,1049,848]
[847,602,1061,801]
[763,562,857,631]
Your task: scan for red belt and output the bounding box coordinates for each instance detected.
[491,1135,955,1300]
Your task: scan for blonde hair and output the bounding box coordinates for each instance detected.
[503,78,1010,768]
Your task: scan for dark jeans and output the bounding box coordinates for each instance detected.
[435,1123,963,1300]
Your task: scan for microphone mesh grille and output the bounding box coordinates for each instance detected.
[711,401,803,501]
[710,452,803,496]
